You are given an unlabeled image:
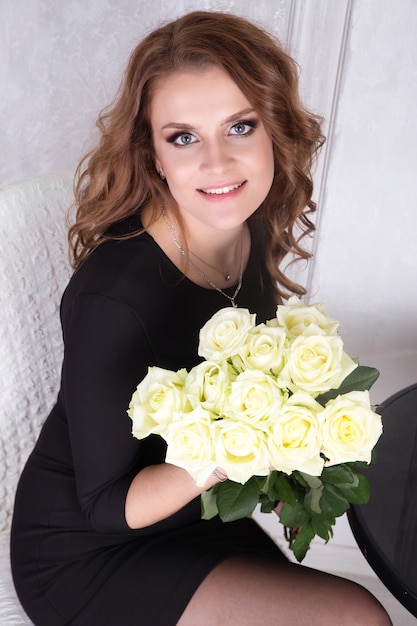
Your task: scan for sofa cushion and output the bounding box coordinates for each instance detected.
[0,173,73,534]
[0,533,33,625]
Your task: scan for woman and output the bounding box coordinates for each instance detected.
[11,11,391,625]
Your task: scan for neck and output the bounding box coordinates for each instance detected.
[190,229,243,273]
[160,206,250,291]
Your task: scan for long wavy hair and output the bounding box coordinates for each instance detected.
[69,10,325,300]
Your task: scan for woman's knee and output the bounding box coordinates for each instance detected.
[178,555,393,626]
[338,580,392,626]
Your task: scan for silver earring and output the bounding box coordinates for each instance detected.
[158,168,165,180]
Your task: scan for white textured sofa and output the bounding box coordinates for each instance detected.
[0,173,73,624]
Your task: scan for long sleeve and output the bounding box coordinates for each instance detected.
[61,292,162,532]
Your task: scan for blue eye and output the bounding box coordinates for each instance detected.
[230,120,258,136]
[167,132,197,146]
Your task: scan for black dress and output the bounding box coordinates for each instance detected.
[10,217,286,625]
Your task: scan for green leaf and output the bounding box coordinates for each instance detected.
[201,487,219,520]
[344,365,380,391]
[254,475,268,491]
[319,484,350,517]
[216,477,261,522]
[257,475,279,513]
[321,464,357,487]
[338,470,370,505]
[259,493,279,514]
[370,448,379,465]
[311,514,334,542]
[279,501,310,528]
[268,471,299,507]
[316,365,380,406]
[291,521,316,562]
[292,471,310,488]
[305,484,324,515]
[298,472,323,490]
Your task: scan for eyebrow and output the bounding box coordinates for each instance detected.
[161,107,256,131]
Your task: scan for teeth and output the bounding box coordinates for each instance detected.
[203,182,243,195]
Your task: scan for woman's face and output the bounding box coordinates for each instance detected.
[150,66,275,234]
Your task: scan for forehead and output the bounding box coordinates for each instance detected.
[149,67,252,124]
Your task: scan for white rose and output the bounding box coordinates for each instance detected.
[164,406,216,486]
[128,366,188,439]
[224,369,286,431]
[279,334,357,395]
[198,307,256,361]
[276,295,339,338]
[212,418,270,484]
[268,391,324,476]
[185,359,236,415]
[320,390,383,466]
[231,323,287,375]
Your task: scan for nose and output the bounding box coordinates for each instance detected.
[200,139,234,173]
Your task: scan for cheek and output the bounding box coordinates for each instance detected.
[249,134,274,176]
[153,141,180,175]
[159,151,194,183]
[261,139,275,175]
[252,140,275,195]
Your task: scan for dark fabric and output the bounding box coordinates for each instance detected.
[11,218,285,625]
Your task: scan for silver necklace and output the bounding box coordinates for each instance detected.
[190,250,232,281]
[161,207,244,308]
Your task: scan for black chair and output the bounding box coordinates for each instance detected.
[348,383,417,617]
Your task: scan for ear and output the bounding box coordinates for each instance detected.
[155,160,166,180]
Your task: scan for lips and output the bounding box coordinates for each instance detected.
[199,181,245,195]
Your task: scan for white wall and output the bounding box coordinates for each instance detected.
[299,0,417,561]
[309,0,417,407]
[0,0,290,187]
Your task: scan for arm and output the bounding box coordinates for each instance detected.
[125,462,220,529]
[62,292,222,532]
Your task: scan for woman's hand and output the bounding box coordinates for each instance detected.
[212,467,228,483]
[125,463,227,529]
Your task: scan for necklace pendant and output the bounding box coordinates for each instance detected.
[161,205,243,309]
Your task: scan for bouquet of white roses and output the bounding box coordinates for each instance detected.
[128,297,382,561]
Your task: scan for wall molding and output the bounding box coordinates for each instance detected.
[284,0,354,296]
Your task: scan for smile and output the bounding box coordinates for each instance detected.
[200,182,245,195]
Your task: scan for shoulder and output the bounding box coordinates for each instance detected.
[66,234,151,295]
[62,217,174,317]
